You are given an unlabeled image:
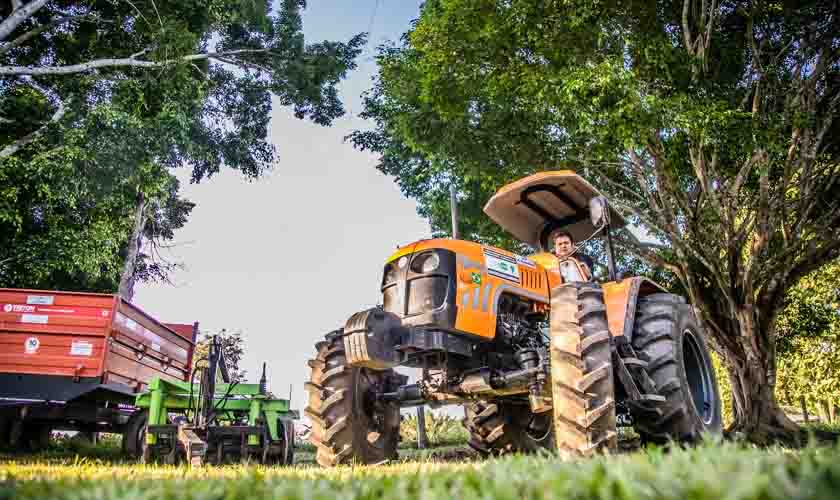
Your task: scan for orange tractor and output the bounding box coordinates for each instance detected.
[306,171,721,466]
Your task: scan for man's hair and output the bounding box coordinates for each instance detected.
[553,230,574,244]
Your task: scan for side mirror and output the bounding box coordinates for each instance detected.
[589,196,609,228]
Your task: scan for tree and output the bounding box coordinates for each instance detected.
[1,0,364,296]
[194,328,247,383]
[775,260,840,422]
[352,1,840,442]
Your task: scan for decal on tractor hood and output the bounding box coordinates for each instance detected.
[516,255,537,268]
[483,248,521,284]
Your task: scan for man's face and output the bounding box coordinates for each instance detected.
[554,235,574,258]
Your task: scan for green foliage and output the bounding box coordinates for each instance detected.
[777,336,840,418]
[4,441,840,499]
[711,352,734,428]
[774,261,840,419]
[0,0,364,291]
[776,262,840,353]
[194,329,247,382]
[399,410,469,448]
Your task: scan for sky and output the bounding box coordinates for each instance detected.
[134,1,429,415]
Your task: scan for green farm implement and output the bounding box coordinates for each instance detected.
[132,336,296,466]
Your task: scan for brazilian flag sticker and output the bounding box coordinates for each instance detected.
[471,272,482,285]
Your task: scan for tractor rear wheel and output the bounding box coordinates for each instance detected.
[463,400,553,455]
[305,335,400,467]
[631,294,722,443]
[549,283,617,457]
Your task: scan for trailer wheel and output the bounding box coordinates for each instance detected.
[29,424,51,451]
[122,409,148,458]
[549,283,617,457]
[8,421,50,452]
[0,416,10,449]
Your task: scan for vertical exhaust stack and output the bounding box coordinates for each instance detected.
[450,184,460,240]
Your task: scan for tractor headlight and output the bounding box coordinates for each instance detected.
[411,252,440,274]
[382,263,398,286]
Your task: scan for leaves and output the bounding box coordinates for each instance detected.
[194,328,248,383]
[0,0,363,291]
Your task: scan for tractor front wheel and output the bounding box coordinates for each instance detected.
[305,335,400,467]
[549,283,617,457]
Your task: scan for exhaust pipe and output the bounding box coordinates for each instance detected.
[450,184,460,240]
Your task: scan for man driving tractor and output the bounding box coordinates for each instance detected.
[552,230,593,280]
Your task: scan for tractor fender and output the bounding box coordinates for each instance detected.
[342,308,403,370]
[602,277,668,342]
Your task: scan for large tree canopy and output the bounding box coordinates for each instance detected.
[352,0,840,442]
[1,0,364,294]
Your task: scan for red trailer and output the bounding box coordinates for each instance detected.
[0,288,197,451]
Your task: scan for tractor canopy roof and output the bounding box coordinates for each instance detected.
[483,171,626,250]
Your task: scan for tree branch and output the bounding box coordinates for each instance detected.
[0,0,49,42]
[682,0,693,52]
[0,14,110,57]
[0,80,66,160]
[0,48,275,76]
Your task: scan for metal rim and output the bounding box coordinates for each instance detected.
[682,329,715,425]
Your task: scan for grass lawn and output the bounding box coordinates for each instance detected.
[2,436,840,500]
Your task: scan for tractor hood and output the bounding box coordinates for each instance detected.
[483,171,625,249]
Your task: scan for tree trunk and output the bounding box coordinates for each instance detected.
[118,191,146,302]
[723,346,801,444]
[818,401,830,424]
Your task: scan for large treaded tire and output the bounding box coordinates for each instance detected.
[305,335,400,467]
[549,283,617,457]
[631,293,722,443]
[463,400,553,455]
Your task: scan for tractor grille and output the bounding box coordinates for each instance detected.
[520,268,544,290]
[381,249,457,327]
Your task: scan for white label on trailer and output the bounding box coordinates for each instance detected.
[26,295,54,305]
[21,314,48,324]
[70,340,93,356]
[24,337,40,353]
[126,318,138,331]
[151,342,161,352]
[3,304,35,313]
